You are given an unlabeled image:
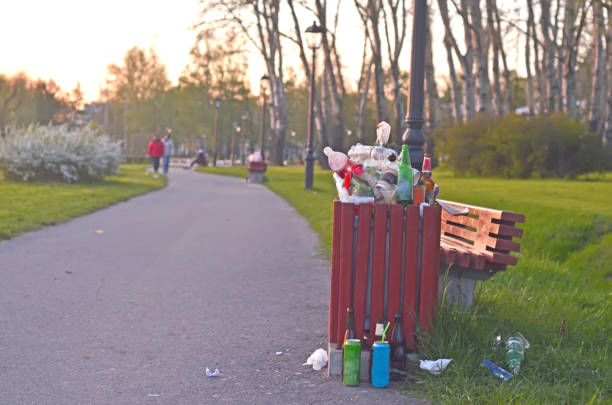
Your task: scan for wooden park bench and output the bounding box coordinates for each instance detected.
[437,199,525,307]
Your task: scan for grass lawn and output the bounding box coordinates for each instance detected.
[199,165,611,404]
[0,164,166,240]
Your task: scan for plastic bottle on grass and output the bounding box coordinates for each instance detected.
[505,332,529,375]
[481,359,512,381]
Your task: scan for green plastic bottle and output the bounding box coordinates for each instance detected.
[397,145,413,204]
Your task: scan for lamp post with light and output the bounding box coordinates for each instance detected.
[259,75,270,161]
[402,0,427,169]
[213,97,221,167]
[304,21,324,190]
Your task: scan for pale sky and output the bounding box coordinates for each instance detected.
[0,0,524,102]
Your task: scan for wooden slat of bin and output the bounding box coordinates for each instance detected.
[369,204,388,343]
[329,201,342,345]
[403,205,420,349]
[386,205,404,329]
[336,202,355,346]
[419,205,442,334]
[353,203,372,342]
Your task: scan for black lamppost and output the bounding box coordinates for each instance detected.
[241,111,248,164]
[402,0,427,170]
[304,21,324,190]
[231,121,238,166]
[213,97,221,167]
[259,75,270,161]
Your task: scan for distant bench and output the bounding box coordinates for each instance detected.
[437,199,525,306]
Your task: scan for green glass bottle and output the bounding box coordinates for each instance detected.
[397,145,413,204]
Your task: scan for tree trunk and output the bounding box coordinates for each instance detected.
[425,9,438,135]
[470,0,493,114]
[589,0,605,133]
[605,4,612,145]
[487,0,504,115]
[437,0,476,119]
[526,14,535,115]
[527,0,545,114]
[541,0,559,112]
[563,0,577,116]
[371,8,389,124]
[444,34,463,122]
[315,0,345,152]
[493,1,513,112]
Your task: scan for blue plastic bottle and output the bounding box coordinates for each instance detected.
[371,341,390,387]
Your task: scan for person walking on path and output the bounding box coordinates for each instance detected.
[147,134,164,173]
[162,132,174,174]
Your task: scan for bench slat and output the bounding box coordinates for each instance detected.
[438,199,525,223]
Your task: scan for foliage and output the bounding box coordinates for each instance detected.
[0,72,69,133]
[197,166,612,403]
[434,114,607,178]
[0,164,165,240]
[0,124,122,182]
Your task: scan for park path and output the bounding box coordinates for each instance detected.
[0,169,426,405]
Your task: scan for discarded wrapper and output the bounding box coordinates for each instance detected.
[205,367,220,377]
[419,359,452,375]
[303,348,328,371]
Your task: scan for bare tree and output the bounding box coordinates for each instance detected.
[199,0,287,165]
[589,0,606,132]
[469,0,493,113]
[424,7,439,134]
[381,0,409,143]
[355,0,390,123]
[355,32,374,142]
[438,0,477,119]
[286,0,330,167]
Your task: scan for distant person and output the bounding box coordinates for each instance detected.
[162,132,174,174]
[147,134,164,173]
[187,148,208,169]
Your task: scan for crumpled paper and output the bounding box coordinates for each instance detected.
[303,348,328,371]
[419,359,452,375]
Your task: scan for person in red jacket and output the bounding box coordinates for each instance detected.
[147,134,165,173]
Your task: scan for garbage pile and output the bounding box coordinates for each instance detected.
[325,121,438,206]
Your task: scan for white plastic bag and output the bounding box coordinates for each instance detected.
[419,359,452,375]
[303,348,328,371]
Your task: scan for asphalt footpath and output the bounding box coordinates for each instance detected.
[0,168,427,404]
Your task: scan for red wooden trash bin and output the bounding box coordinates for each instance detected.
[329,196,441,352]
[247,161,267,184]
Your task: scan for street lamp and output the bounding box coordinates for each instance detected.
[213,97,221,167]
[259,75,270,161]
[304,21,324,190]
[241,111,248,164]
[231,121,239,166]
[401,0,427,169]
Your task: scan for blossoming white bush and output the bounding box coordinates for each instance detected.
[0,124,122,182]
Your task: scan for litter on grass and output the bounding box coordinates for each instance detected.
[419,359,452,375]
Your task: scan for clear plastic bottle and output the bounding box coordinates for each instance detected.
[505,332,529,375]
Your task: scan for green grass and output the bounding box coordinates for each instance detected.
[199,165,612,404]
[0,164,166,239]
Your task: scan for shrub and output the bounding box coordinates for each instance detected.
[434,114,607,178]
[0,124,122,182]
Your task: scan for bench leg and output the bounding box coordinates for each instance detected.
[439,266,493,308]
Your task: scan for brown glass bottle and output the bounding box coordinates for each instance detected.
[390,313,406,377]
[420,154,436,205]
[343,307,356,345]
